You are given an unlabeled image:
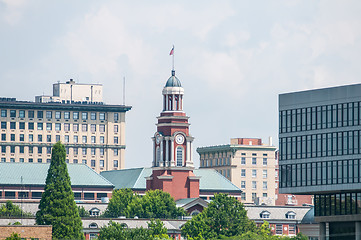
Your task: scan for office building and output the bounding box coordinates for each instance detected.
[0,79,131,172]
[197,138,277,205]
[279,84,361,240]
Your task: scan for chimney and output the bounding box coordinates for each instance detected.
[269,137,273,146]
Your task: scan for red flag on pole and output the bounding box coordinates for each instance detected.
[169,46,174,55]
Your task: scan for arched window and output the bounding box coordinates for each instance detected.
[260,211,270,219]
[89,223,98,228]
[156,146,160,167]
[286,211,296,219]
[191,210,200,216]
[89,207,100,217]
[176,146,183,166]
[120,223,128,229]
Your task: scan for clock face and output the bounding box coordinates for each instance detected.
[175,134,185,144]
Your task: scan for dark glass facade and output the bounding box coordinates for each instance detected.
[279,84,361,221]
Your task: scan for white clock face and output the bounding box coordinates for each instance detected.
[175,134,185,144]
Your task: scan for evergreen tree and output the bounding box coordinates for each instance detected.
[35,141,84,240]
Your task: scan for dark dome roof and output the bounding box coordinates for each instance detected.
[301,207,315,224]
[165,70,182,87]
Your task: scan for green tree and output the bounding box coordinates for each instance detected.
[182,193,255,239]
[103,188,138,218]
[35,141,84,240]
[0,201,32,217]
[5,233,21,240]
[77,206,90,218]
[148,219,169,239]
[128,189,186,218]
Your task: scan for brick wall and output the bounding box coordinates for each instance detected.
[0,225,52,240]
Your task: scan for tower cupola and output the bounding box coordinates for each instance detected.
[162,70,184,112]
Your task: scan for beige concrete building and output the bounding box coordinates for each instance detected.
[197,138,277,205]
[0,80,131,172]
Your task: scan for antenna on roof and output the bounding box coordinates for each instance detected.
[21,176,23,225]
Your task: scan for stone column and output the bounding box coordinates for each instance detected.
[186,141,190,166]
[319,222,326,240]
[356,221,361,240]
[170,140,175,166]
[160,138,164,167]
[172,95,175,111]
[165,139,169,166]
[153,140,156,167]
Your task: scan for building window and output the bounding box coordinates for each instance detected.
[82,124,87,132]
[100,148,104,155]
[82,136,87,143]
[241,181,246,189]
[1,146,6,153]
[252,193,257,201]
[82,148,87,155]
[73,124,79,131]
[64,112,70,119]
[28,110,34,118]
[91,136,96,143]
[55,123,61,131]
[10,122,16,129]
[1,158,5,162]
[288,224,296,235]
[46,123,52,130]
[38,147,42,154]
[73,148,78,155]
[263,158,267,165]
[241,192,246,200]
[263,170,267,178]
[241,157,246,165]
[46,111,52,119]
[91,160,96,167]
[252,169,257,178]
[38,158,42,163]
[37,111,43,119]
[29,158,33,162]
[19,134,24,142]
[114,160,118,168]
[73,159,78,164]
[114,149,118,156]
[91,112,96,120]
[99,113,105,120]
[275,224,283,235]
[1,122,6,129]
[1,134,5,141]
[252,158,257,165]
[19,146,24,153]
[82,112,88,120]
[54,111,61,119]
[252,181,257,189]
[47,159,51,163]
[91,124,96,132]
[28,122,34,130]
[10,110,16,118]
[176,146,183,166]
[286,211,296,219]
[19,122,25,129]
[28,146,33,154]
[73,112,79,120]
[260,211,270,219]
[100,160,104,168]
[81,159,86,165]
[100,136,104,143]
[37,123,43,130]
[10,134,15,141]
[263,181,267,190]
[19,158,24,162]
[99,125,105,132]
[56,135,60,142]
[91,148,96,155]
[73,135,78,143]
[1,110,7,117]
[114,125,119,133]
[114,113,119,121]
[241,169,246,177]
[64,123,70,131]
[263,193,268,197]
[47,147,51,154]
[19,110,25,118]
[10,158,15,162]
[65,135,69,143]
[114,137,118,144]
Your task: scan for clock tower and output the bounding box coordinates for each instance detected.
[146,69,200,200]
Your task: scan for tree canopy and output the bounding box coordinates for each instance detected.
[0,201,32,217]
[35,141,84,240]
[103,189,186,219]
[98,219,169,240]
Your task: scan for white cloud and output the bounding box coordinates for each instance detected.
[0,0,27,25]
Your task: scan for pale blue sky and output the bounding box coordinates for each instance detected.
[1,0,361,168]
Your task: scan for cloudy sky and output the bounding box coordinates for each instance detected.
[1,0,361,168]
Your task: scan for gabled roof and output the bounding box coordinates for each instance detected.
[245,205,311,222]
[0,163,114,188]
[176,198,209,210]
[100,167,241,193]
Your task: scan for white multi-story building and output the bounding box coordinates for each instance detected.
[197,138,277,204]
[0,79,131,172]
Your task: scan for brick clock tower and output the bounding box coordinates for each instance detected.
[146,69,200,200]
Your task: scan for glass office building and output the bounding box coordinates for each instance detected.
[279,84,361,240]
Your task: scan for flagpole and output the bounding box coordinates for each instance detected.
[172,45,175,71]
